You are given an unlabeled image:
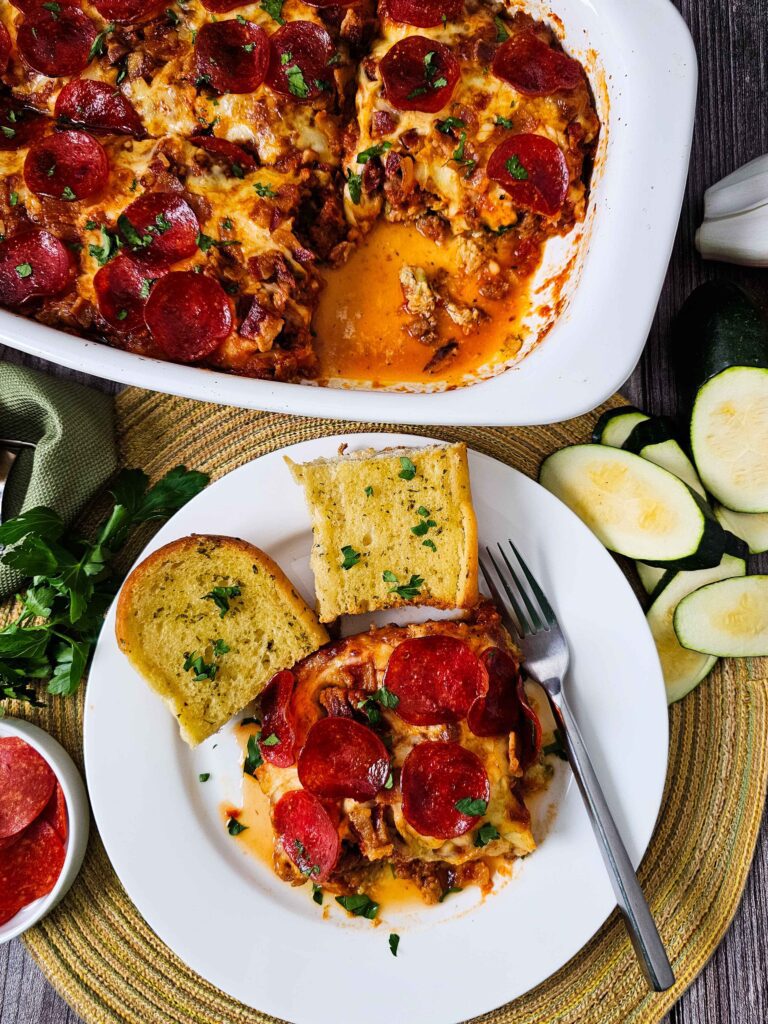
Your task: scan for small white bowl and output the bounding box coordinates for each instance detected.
[0,717,89,943]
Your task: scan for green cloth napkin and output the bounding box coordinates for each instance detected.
[0,361,117,597]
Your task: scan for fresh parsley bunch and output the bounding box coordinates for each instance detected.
[0,465,208,708]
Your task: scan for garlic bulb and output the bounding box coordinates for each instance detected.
[696,154,768,267]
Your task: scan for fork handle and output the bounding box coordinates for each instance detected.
[549,687,675,992]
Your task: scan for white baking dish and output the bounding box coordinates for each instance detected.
[0,0,696,425]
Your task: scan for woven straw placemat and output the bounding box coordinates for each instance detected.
[9,386,768,1024]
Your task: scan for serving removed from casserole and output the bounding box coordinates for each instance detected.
[0,0,599,389]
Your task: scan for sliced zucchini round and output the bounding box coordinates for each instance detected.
[647,553,747,703]
[622,417,706,498]
[592,407,649,447]
[714,503,768,555]
[690,366,768,512]
[636,561,667,596]
[674,575,768,658]
[539,445,726,569]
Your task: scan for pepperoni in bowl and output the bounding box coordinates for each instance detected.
[55,80,145,138]
[117,192,200,267]
[195,20,269,95]
[492,30,583,97]
[381,0,463,28]
[17,6,98,78]
[401,741,491,840]
[266,21,335,102]
[379,36,459,114]
[94,254,156,331]
[144,271,233,362]
[0,228,74,308]
[486,133,569,216]
[24,130,109,202]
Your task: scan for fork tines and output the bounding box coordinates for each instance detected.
[479,540,556,638]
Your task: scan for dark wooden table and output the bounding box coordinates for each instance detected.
[1,0,767,1020]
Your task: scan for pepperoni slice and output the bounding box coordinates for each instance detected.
[55,80,145,138]
[144,271,233,362]
[517,676,542,769]
[0,819,65,925]
[492,30,583,97]
[0,738,56,840]
[298,717,390,802]
[117,192,199,266]
[468,647,523,737]
[41,782,68,844]
[189,135,258,176]
[383,635,487,726]
[0,97,46,151]
[273,789,339,882]
[92,0,162,22]
[379,36,459,114]
[195,21,269,95]
[266,21,335,102]
[200,0,249,11]
[259,670,296,768]
[17,6,98,78]
[24,130,109,202]
[0,23,11,72]
[0,228,74,308]
[487,134,569,216]
[401,741,490,840]
[94,254,155,331]
[382,0,462,28]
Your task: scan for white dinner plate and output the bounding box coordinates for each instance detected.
[84,434,668,1024]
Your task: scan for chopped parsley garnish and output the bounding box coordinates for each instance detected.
[261,732,280,747]
[222,217,234,230]
[417,506,430,517]
[382,570,398,583]
[212,638,229,656]
[42,1,60,14]
[202,584,241,617]
[494,15,509,42]
[243,42,255,52]
[198,772,210,782]
[285,62,310,99]
[340,545,361,570]
[398,456,416,480]
[116,309,128,321]
[411,517,436,537]
[1,126,15,139]
[15,263,32,279]
[346,169,362,204]
[195,74,211,89]
[408,49,446,99]
[118,214,153,249]
[241,715,261,726]
[387,574,424,600]
[384,771,394,790]
[227,817,247,836]
[61,186,77,201]
[423,539,437,552]
[9,191,18,206]
[389,933,400,957]
[335,894,379,919]
[88,22,115,61]
[376,685,399,708]
[85,218,98,230]
[196,231,240,253]
[183,650,218,681]
[243,733,263,775]
[231,163,245,178]
[312,883,323,904]
[455,797,487,816]
[357,141,392,164]
[139,278,152,299]
[357,685,399,724]
[364,485,374,497]
[166,6,180,25]
[505,155,529,180]
[253,181,277,199]
[260,0,284,23]
[130,178,138,191]
[474,822,500,847]
[437,116,465,134]
[495,115,514,129]
[438,886,463,902]
[542,728,568,760]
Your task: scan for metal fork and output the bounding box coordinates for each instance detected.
[481,540,674,992]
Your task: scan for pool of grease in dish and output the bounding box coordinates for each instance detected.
[224,686,559,914]
[313,222,535,388]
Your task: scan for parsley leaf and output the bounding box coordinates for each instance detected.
[542,728,568,760]
[388,574,424,600]
[336,894,379,919]
[199,772,211,782]
[227,817,247,836]
[9,191,18,206]
[202,584,241,617]
[505,155,529,180]
[261,732,280,746]
[382,570,398,583]
[455,797,487,816]
[411,518,436,537]
[423,539,437,551]
[260,0,284,23]
[364,485,374,497]
[312,883,323,904]
[494,15,509,42]
[398,456,416,480]
[285,62,310,99]
[183,650,218,682]
[61,186,77,201]
[253,181,277,198]
[346,169,362,204]
[436,116,465,134]
[495,115,514,129]
[15,263,32,279]
[88,22,115,62]
[340,545,361,570]
[243,733,263,775]
[474,822,500,847]
[88,225,121,266]
[389,933,400,957]
[438,886,463,902]
[357,141,392,164]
